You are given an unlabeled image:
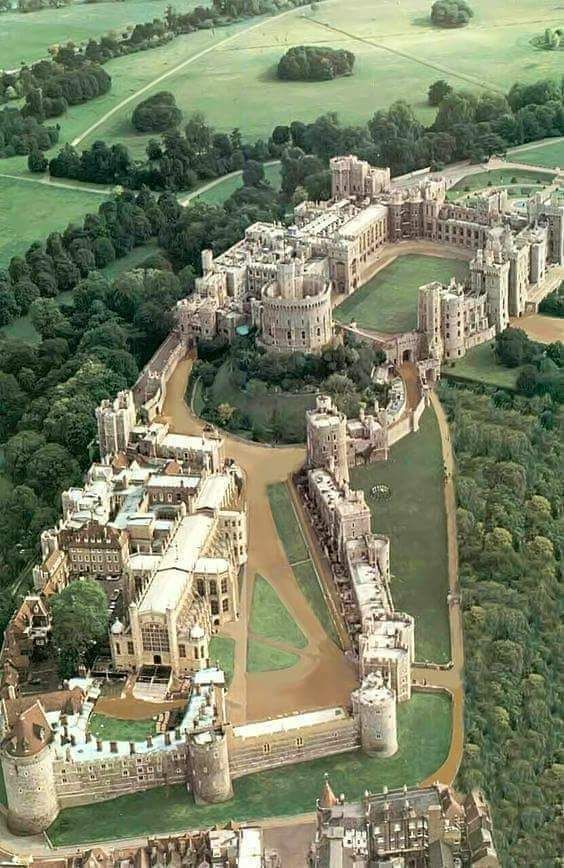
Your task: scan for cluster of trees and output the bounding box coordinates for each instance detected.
[193,330,385,442]
[494,328,563,402]
[0,106,58,157]
[131,91,182,133]
[0,188,187,326]
[277,46,355,81]
[439,382,562,863]
[44,74,564,192]
[430,0,473,28]
[538,281,563,317]
[50,579,108,678]
[47,112,263,189]
[22,61,111,123]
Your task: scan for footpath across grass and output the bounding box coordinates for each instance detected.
[48,692,451,845]
[249,575,307,649]
[350,408,450,663]
[267,483,340,646]
[443,341,520,390]
[334,255,468,334]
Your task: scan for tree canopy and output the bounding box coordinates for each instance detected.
[50,580,108,677]
[277,46,355,81]
[431,0,473,27]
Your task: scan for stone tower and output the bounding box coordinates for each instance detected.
[1,702,60,834]
[188,729,233,805]
[306,395,349,485]
[352,672,398,758]
[470,245,510,333]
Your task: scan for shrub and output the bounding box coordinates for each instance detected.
[431,0,473,28]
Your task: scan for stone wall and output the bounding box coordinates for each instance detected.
[229,716,360,779]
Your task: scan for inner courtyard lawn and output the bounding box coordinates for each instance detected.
[48,692,451,845]
[209,636,235,686]
[246,639,300,673]
[88,713,156,743]
[507,139,564,170]
[334,254,469,334]
[443,340,520,389]
[350,407,450,663]
[249,575,307,650]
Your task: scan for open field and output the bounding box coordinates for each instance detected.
[0,0,182,68]
[48,691,451,845]
[443,340,521,389]
[208,362,315,442]
[335,254,469,334]
[449,167,555,196]
[81,0,564,148]
[249,575,307,650]
[350,407,450,663]
[0,175,105,269]
[508,139,564,169]
[267,483,340,646]
[209,636,235,686]
[88,713,156,743]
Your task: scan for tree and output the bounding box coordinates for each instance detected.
[242,159,265,187]
[216,402,235,425]
[430,0,473,28]
[50,580,108,677]
[29,298,68,338]
[3,431,47,485]
[428,79,453,106]
[131,91,182,133]
[277,46,355,81]
[0,373,25,440]
[27,148,48,173]
[26,443,80,502]
[0,287,19,325]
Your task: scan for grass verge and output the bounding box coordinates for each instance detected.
[350,407,450,663]
[246,638,300,673]
[48,692,451,845]
[442,341,520,390]
[209,635,235,687]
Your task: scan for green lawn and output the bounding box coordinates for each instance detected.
[507,139,564,170]
[267,483,341,646]
[335,254,469,334]
[350,408,450,663]
[249,575,307,649]
[48,691,451,845]
[246,638,300,673]
[449,167,555,197]
[0,176,105,270]
[208,362,315,443]
[88,713,156,743]
[267,483,309,565]
[209,635,236,686]
[443,341,520,390]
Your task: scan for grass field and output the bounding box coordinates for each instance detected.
[442,340,520,389]
[246,638,300,673]
[267,483,340,646]
[208,362,315,442]
[350,407,450,663]
[48,691,451,845]
[0,176,105,269]
[334,255,469,334]
[449,167,555,197]
[249,575,307,650]
[88,713,156,743]
[508,139,564,170]
[209,636,235,686]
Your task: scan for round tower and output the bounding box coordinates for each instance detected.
[1,706,59,834]
[354,672,398,758]
[188,729,233,805]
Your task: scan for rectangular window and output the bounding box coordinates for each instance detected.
[127,641,134,655]
[179,644,186,657]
